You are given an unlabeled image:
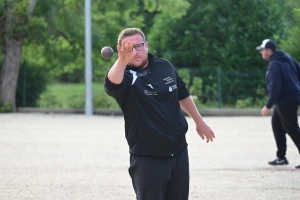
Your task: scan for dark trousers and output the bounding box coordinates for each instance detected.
[128,148,189,200]
[271,105,300,159]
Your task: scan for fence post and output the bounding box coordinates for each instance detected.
[22,61,26,107]
[217,65,222,108]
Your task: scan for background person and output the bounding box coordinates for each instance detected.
[104,27,215,200]
[257,39,300,169]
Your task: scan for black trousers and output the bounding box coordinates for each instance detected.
[271,104,300,159]
[128,148,189,200]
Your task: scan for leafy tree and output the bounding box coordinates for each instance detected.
[0,0,38,112]
[22,0,191,83]
[1,0,190,111]
[281,0,300,27]
[148,0,287,106]
[280,8,300,62]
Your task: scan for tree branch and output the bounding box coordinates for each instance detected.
[28,0,38,14]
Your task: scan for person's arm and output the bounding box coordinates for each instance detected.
[107,40,135,84]
[261,106,269,116]
[261,62,281,116]
[293,58,300,83]
[179,96,215,143]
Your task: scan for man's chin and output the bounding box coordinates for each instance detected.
[128,64,144,70]
[129,62,146,69]
[129,58,148,69]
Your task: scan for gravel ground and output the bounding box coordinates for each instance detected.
[0,113,299,200]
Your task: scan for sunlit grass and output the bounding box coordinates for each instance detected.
[39,82,118,108]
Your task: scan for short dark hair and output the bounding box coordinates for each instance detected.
[117,28,146,47]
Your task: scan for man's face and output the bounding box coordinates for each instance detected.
[260,48,272,61]
[122,34,149,69]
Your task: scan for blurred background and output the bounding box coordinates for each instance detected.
[0,0,300,112]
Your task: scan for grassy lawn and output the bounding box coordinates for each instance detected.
[39,82,118,108]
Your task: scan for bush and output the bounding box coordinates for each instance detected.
[93,95,119,108]
[38,94,62,108]
[67,94,85,108]
[0,102,12,113]
[16,61,49,107]
[235,85,267,108]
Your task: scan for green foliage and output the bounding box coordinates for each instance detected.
[38,94,62,108]
[2,0,294,109]
[203,75,218,106]
[235,98,252,109]
[0,102,12,113]
[93,95,118,108]
[63,94,118,109]
[189,77,203,98]
[38,92,118,109]
[281,0,300,27]
[177,68,191,88]
[190,77,204,108]
[235,84,267,108]
[5,0,30,38]
[280,8,300,62]
[66,94,85,108]
[0,1,5,54]
[149,0,286,106]
[254,84,268,107]
[144,0,190,18]
[37,83,119,108]
[21,0,190,83]
[16,61,49,107]
[150,0,286,69]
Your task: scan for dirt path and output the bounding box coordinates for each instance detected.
[0,113,299,200]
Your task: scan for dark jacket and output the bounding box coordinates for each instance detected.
[104,53,190,156]
[265,50,300,108]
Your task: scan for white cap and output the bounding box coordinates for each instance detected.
[256,39,270,50]
[256,39,277,51]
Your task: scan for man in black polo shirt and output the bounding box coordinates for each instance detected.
[105,27,215,200]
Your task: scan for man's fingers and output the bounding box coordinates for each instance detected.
[199,133,204,140]
[205,131,214,143]
[211,130,215,138]
[121,41,135,52]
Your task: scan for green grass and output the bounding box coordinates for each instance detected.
[40,83,263,109]
[38,82,119,108]
[46,83,104,101]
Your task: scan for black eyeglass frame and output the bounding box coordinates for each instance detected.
[133,43,145,51]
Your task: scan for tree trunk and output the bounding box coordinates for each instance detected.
[0,0,38,112]
[0,36,24,112]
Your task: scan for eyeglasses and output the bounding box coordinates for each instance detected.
[133,43,145,51]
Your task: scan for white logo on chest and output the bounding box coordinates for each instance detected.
[169,85,177,92]
[147,84,153,89]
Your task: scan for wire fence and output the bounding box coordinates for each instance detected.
[176,66,267,108]
[18,63,268,109]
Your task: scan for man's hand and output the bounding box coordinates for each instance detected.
[108,40,136,84]
[196,121,215,143]
[116,40,135,64]
[261,106,269,116]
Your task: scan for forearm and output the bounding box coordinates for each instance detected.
[180,96,215,142]
[107,41,135,84]
[107,59,127,84]
[179,96,203,124]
